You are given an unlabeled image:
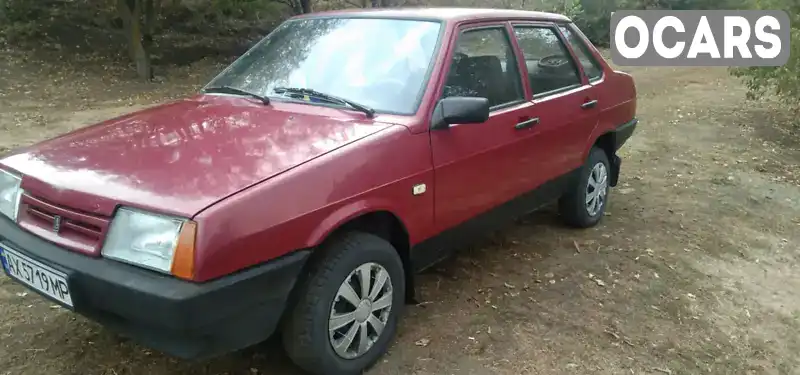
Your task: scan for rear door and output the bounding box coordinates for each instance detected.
[429,22,535,231]
[510,22,600,181]
[557,22,614,154]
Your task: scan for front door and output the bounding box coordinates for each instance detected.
[429,23,534,232]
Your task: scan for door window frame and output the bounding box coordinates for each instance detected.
[510,21,588,100]
[556,22,606,83]
[434,21,529,113]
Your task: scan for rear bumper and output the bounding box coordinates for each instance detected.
[613,118,637,151]
[608,118,637,187]
[0,216,309,359]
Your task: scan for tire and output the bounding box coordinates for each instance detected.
[282,232,405,375]
[559,146,611,228]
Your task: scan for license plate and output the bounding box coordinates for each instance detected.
[0,244,73,307]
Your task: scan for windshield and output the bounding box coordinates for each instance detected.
[205,17,442,115]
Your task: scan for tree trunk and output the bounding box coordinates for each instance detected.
[290,0,301,14]
[118,0,152,80]
[143,0,158,55]
[144,0,159,39]
[117,0,135,60]
[130,0,152,80]
[299,0,311,13]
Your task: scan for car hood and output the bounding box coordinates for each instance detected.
[0,94,394,217]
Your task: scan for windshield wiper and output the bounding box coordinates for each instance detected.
[273,87,375,118]
[204,86,270,105]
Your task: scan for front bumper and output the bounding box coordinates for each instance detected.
[0,216,309,359]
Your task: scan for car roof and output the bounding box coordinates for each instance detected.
[291,7,571,23]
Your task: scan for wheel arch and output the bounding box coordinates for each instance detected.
[587,131,620,187]
[301,202,416,305]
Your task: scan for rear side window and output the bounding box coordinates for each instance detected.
[559,25,604,81]
[441,27,525,108]
[512,26,582,97]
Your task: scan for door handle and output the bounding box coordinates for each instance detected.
[581,99,598,109]
[515,117,540,130]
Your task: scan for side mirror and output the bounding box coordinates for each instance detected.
[430,97,490,130]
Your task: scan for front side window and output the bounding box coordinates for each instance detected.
[441,27,524,108]
[205,18,442,114]
[559,25,604,80]
[513,26,582,96]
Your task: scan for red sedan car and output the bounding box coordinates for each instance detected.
[0,7,636,375]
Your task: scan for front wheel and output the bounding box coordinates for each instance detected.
[282,232,405,375]
[559,147,611,228]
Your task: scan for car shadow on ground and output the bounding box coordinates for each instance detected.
[140,208,566,375]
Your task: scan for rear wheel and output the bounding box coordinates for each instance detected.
[282,232,405,375]
[559,146,610,228]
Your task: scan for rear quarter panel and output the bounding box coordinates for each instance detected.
[582,70,637,159]
[597,70,636,129]
[191,125,435,281]
[566,23,637,158]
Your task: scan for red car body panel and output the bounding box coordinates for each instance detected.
[192,125,437,281]
[0,9,637,283]
[1,95,393,219]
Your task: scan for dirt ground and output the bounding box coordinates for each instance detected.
[1,50,799,375]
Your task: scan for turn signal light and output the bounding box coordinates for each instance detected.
[171,221,197,280]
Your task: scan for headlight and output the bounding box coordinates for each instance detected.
[102,207,197,278]
[0,169,22,221]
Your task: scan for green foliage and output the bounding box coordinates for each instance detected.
[0,0,795,100]
[619,0,749,10]
[565,0,616,46]
[0,0,44,41]
[204,0,287,21]
[0,0,39,23]
[731,0,800,103]
[161,0,290,28]
[564,0,798,103]
[564,0,751,46]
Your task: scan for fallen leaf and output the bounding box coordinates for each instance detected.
[415,338,430,347]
